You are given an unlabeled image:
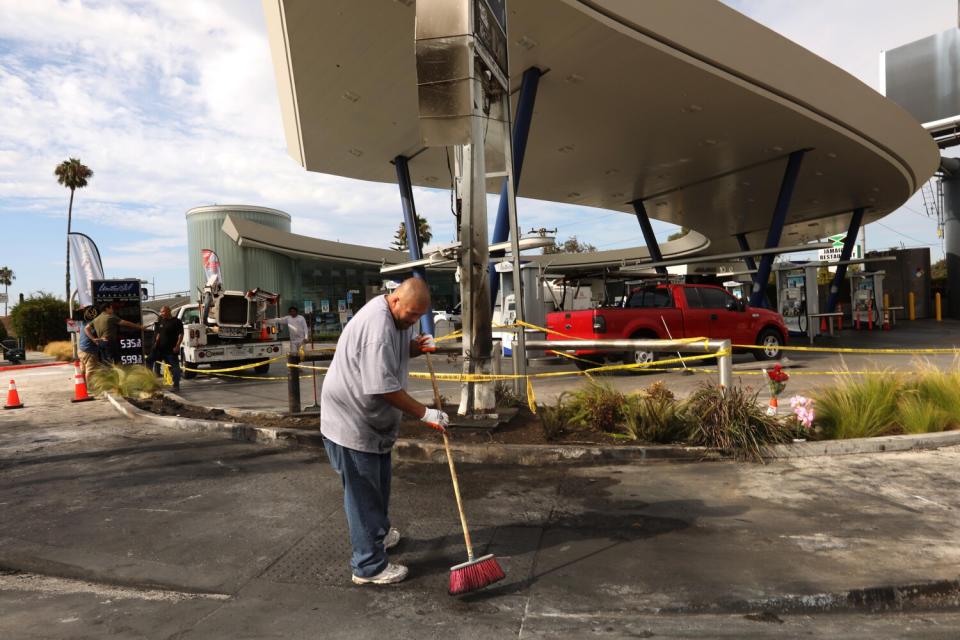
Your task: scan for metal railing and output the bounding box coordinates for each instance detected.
[525,338,733,388]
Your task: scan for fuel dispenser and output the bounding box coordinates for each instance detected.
[849,271,885,329]
[722,280,751,302]
[773,263,820,338]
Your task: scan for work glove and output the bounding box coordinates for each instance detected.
[421,407,449,433]
[417,333,437,353]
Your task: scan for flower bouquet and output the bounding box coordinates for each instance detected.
[762,364,789,416]
[789,395,815,441]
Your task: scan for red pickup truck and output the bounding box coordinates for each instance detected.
[545,283,788,369]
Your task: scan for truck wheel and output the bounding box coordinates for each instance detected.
[254,362,270,374]
[182,356,198,379]
[754,328,783,361]
[574,357,603,371]
[626,332,658,371]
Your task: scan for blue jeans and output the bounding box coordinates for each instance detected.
[146,351,181,385]
[323,438,392,578]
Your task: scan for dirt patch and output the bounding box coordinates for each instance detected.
[130,396,639,446]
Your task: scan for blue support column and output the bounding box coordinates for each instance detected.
[749,150,806,308]
[825,207,865,313]
[632,200,668,275]
[489,67,543,308]
[394,155,435,335]
[735,233,757,272]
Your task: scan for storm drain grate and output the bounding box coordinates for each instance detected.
[259,517,535,590]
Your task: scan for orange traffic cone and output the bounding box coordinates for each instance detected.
[4,379,24,409]
[820,316,827,332]
[867,300,874,331]
[765,396,778,416]
[259,322,269,341]
[71,361,94,403]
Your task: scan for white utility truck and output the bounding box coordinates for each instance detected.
[176,282,286,379]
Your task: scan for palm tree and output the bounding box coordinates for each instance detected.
[390,215,433,252]
[0,267,13,316]
[55,158,94,308]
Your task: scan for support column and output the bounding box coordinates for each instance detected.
[735,233,757,272]
[632,200,668,275]
[749,150,806,308]
[489,67,542,306]
[944,171,960,319]
[825,207,865,313]
[394,155,435,335]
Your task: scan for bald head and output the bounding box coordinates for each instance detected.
[387,278,431,329]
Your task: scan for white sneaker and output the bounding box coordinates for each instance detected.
[352,563,408,585]
[384,527,400,550]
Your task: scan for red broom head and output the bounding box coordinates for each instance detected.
[449,554,505,596]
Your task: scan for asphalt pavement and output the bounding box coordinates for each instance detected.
[1,365,959,638]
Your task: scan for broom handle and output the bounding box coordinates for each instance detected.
[425,353,475,560]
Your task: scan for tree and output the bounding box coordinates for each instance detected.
[10,293,69,349]
[542,235,597,254]
[667,227,690,242]
[932,258,947,282]
[0,266,13,316]
[390,215,433,252]
[55,158,94,311]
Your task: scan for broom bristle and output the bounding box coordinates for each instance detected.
[448,554,505,595]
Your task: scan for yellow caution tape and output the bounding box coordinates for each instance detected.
[734,343,960,355]
[407,350,726,382]
[161,363,174,386]
[526,377,537,414]
[181,353,287,374]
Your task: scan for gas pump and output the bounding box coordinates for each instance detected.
[773,263,820,338]
[722,280,751,302]
[849,271,885,330]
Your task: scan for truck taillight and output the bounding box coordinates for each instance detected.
[593,315,606,333]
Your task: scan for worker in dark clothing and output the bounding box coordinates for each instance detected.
[146,305,185,392]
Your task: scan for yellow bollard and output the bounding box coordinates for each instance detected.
[908,291,916,321]
[936,292,942,322]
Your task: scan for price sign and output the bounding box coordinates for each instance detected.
[92,279,145,366]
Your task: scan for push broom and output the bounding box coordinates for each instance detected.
[424,352,505,595]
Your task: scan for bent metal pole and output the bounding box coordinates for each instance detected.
[525,338,733,389]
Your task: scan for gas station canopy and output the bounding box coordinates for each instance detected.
[262,0,939,257]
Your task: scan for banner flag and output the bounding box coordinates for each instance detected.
[201,248,222,287]
[68,232,105,308]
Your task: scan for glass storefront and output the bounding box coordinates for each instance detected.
[293,258,457,336]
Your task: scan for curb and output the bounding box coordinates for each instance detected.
[106,393,721,465]
[106,393,960,465]
[0,361,70,373]
[763,430,960,458]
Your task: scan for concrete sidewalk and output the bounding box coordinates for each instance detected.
[1,369,959,638]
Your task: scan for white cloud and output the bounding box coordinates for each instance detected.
[0,0,950,300]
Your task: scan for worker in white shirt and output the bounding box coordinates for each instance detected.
[268,305,310,355]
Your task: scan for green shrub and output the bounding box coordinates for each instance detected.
[685,383,790,462]
[900,365,960,431]
[43,340,74,361]
[624,381,690,443]
[566,381,628,432]
[10,293,69,349]
[897,392,951,434]
[89,365,160,398]
[538,392,574,441]
[494,380,524,408]
[813,372,900,440]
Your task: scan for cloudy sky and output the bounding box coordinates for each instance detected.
[0,0,956,304]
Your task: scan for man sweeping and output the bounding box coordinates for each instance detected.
[321,277,448,585]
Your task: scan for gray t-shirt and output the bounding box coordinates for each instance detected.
[320,295,415,453]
